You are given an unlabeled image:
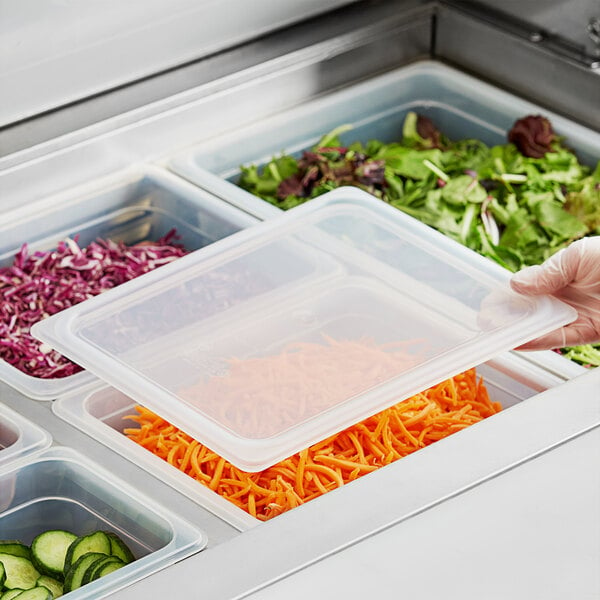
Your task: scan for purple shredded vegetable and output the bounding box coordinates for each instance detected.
[0,230,188,379]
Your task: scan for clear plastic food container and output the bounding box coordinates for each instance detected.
[168,60,600,219]
[52,351,579,530]
[0,401,51,468]
[0,447,207,599]
[33,187,576,473]
[0,166,258,400]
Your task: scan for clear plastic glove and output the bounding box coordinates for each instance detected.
[510,236,600,351]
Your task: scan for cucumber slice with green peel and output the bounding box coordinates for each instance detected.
[0,543,31,560]
[35,575,63,598]
[10,588,52,600]
[81,556,123,587]
[0,561,5,587]
[31,530,77,577]
[92,560,124,580]
[0,590,25,600]
[63,532,110,575]
[0,554,41,590]
[104,532,135,564]
[63,553,107,593]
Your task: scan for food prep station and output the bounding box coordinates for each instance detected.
[1,1,599,598]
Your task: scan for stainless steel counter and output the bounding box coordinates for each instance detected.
[242,425,600,600]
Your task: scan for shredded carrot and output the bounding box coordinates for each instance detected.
[124,340,501,521]
[178,337,423,439]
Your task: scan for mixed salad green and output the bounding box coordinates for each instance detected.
[238,113,600,367]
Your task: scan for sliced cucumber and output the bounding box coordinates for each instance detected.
[92,560,124,580]
[63,532,110,575]
[10,588,52,600]
[31,530,77,578]
[0,590,25,600]
[104,532,135,565]
[1,528,136,596]
[63,553,107,593]
[0,554,40,590]
[0,543,31,561]
[81,556,123,586]
[35,575,63,598]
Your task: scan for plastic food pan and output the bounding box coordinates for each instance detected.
[0,166,259,401]
[0,401,51,468]
[168,60,600,221]
[0,446,207,599]
[53,351,579,531]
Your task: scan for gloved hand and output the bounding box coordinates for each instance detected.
[510,236,600,351]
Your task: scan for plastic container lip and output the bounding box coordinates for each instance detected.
[54,386,257,532]
[0,446,207,599]
[33,187,577,471]
[0,401,52,468]
[52,350,578,529]
[0,165,258,401]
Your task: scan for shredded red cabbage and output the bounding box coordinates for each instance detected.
[0,230,188,379]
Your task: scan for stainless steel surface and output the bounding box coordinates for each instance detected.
[243,426,600,600]
[0,0,432,157]
[109,368,600,599]
[441,0,600,68]
[3,0,599,171]
[2,0,597,141]
[590,17,600,51]
[460,0,600,59]
[436,3,600,131]
[0,0,360,128]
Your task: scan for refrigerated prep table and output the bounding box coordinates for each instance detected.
[0,1,599,598]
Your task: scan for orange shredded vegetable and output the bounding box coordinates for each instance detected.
[124,352,501,521]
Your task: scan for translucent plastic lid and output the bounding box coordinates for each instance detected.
[32,188,576,471]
